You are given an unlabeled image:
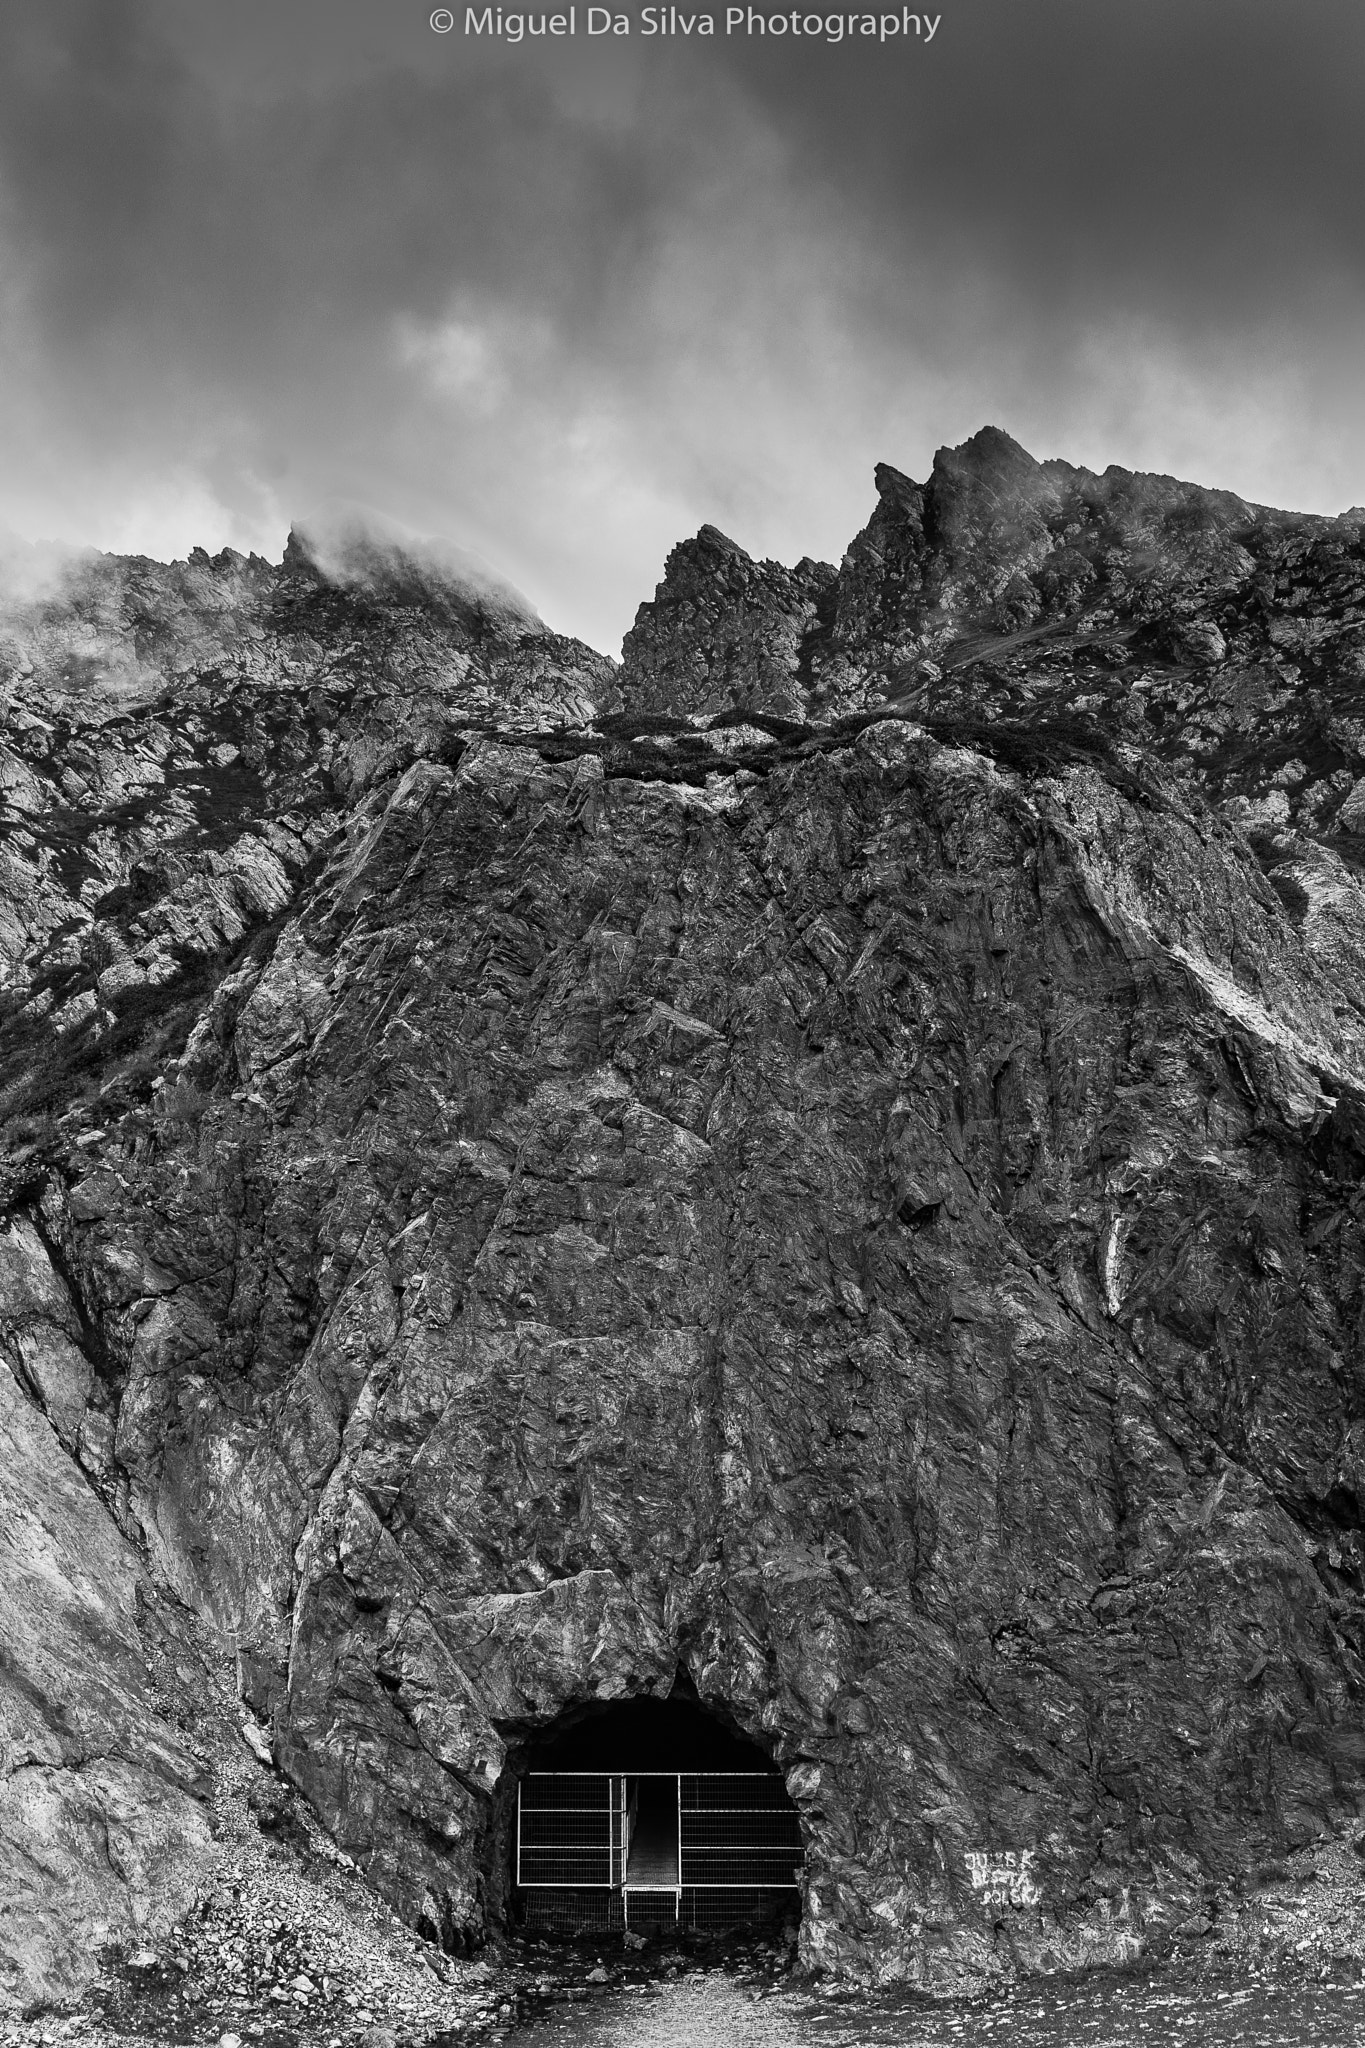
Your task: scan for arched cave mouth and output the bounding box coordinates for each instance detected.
[496,1687,804,1941]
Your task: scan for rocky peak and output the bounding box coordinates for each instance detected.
[618,522,836,719]
[934,419,1039,484]
[280,516,539,634]
[921,425,1061,605]
[927,421,1053,532]
[870,456,925,516]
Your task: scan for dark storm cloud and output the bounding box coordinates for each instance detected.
[0,0,1361,649]
[746,1,1365,305]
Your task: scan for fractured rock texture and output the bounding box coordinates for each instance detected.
[6,440,1365,2000]
[0,1227,212,2007]
[0,526,616,1124]
[619,525,836,720]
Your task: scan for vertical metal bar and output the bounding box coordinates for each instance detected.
[676,1772,682,1920]
[516,1778,522,1890]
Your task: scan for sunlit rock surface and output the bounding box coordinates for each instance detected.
[0,1282,212,2008]
[6,439,1365,2003]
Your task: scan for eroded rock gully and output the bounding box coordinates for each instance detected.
[7,433,1365,2013]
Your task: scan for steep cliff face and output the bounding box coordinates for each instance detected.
[6,436,1365,2004]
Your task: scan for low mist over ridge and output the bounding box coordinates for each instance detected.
[283,508,542,627]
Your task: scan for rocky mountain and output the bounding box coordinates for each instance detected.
[6,431,1365,2011]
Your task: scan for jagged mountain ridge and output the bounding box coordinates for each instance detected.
[624,425,1365,757]
[0,528,617,1173]
[6,431,1365,2009]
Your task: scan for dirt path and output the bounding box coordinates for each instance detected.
[508,1969,1365,2048]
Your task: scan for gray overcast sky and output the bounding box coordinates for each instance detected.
[0,0,1362,650]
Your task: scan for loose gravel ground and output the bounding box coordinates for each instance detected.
[511,1971,1365,2048]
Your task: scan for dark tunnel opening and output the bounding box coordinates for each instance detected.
[489,1686,805,1942]
[524,1693,783,1774]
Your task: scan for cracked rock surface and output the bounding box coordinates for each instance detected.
[7,433,1365,2012]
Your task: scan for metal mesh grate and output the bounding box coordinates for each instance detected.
[681,1850,802,1885]
[517,1773,623,1888]
[519,1849,613,1886]
[520,1775,613,1811]
[681,1810,802,1846]
[680,1775,790,1810]
[517,1773,801,1899]
[517,1882,796,1935]
[681,1886,796,1931]
[519,1887,626,1934]
[679,1776,801,1887]
[520,1813,614,1846]
[624,1892,680,1932]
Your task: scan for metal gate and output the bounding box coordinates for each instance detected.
[516,1771,802,1927]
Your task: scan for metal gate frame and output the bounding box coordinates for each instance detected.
[515,1769,802,1923]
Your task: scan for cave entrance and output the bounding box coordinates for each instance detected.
[511,1693,803,1936]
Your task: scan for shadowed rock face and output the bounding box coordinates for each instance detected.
[6,436,1365,2001]
[619,525,837,721]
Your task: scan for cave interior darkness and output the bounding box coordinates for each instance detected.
[520,1692,784,1773]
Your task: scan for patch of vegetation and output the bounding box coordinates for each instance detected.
[916,709,1116,775]
[430,700,1184,804]
[594,710,693,740]
[704,705,810,742]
